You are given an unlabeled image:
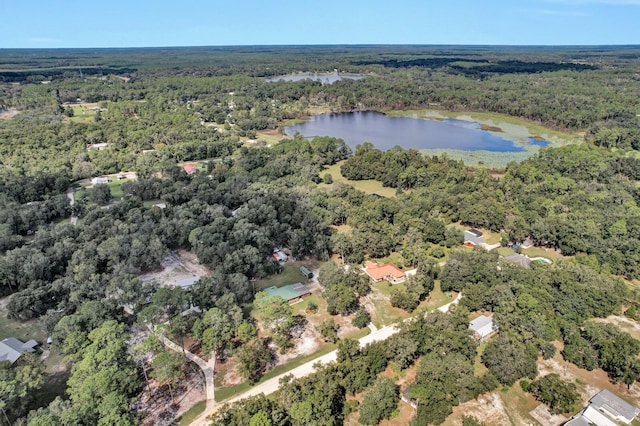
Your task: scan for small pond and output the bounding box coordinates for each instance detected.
[285,111,548,152]
[266,73,363,84]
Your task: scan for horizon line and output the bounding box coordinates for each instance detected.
[2,43,640,51]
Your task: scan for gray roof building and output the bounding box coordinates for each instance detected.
[464,230,485,246]
[566,389,640,426]
[504,253,532,269]
[0,338,38,364]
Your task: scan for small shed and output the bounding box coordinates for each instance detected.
[273,250,288,262]
[300,266,313,279]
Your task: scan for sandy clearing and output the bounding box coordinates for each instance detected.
[139,250,212,288]
[0,109,19,119]
[445,393,513,426]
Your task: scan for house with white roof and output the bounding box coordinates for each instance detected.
[566,389,640,426]
[469,314,497,340]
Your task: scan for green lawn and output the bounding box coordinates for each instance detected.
[497,247,515,257]
[0,297,46,342]
[107,179,126,199]
[521,246,564,261]
[178,400,206,426]
[67,105,97,124]
[320,162,398,198]
[498,384,540,426]
[416,280,452,312]
[253,261,318,293]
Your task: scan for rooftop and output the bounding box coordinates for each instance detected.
[184,164,198,174]
[0,338,38,364]
[469,314,493,332]
[264,283,311,302]
[504,253,532,269]
[364,260,405,281]
[591,389,640,422]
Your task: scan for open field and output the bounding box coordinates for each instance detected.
[0,296,46,342]
[320,161,398,198]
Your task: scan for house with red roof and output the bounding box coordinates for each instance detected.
[363,260,406,284]
[183,164,198,175]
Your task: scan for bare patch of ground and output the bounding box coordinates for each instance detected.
[0,109,19,119]
[139,250,212,288]
[220,358,242,386]
[592,315,640,340]
[529,403,567,426]
[138,365,205,426]
[444,393,513,426]
[537,341,640,408]
[276,327,322,365]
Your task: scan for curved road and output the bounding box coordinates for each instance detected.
[188,293,461,426]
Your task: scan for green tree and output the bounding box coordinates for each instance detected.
[528,374,580,414]
[352,307,371,328]
[151,351,185,400]
[482,334,538,386]
[358,376,399,425]
[0,353,46,424]
[91,184,112,205]
[62,320,140,425]
[318,319,339,343]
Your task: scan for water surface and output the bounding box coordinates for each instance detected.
[285,111,530,152]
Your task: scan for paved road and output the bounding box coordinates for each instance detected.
[189,293,461,426]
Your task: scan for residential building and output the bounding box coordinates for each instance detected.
[0,338,38,364]
[469,314,497,340]
[566,389,640,426]
[363,260,406,284]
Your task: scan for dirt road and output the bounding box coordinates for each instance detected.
[189,294,461,425]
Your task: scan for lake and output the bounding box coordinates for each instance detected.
[285,111,548,152]
[266,73,363,84]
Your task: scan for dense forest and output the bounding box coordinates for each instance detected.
[1,46,640,425]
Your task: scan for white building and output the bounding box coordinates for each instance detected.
[91,177,110,186]
[469,314,497,340]
[566,389,640,426]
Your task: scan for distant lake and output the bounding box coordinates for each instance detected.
[285,111,548,152]
[266,73,363,84]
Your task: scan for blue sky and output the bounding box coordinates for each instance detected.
[1,0,638,48]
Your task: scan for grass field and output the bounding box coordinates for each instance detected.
[0,297,46,342]
[253,261,318,293]
[178,400,206,426]
[320,161,398,198]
